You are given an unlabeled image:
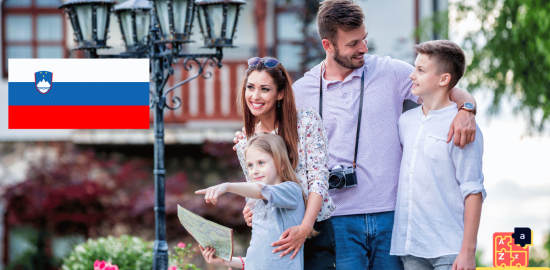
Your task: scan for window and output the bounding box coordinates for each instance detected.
[2,0,67,77]
[274,0,322,79]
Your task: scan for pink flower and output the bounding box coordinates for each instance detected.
[94,260,106,270]
[168,266,178,270]
[106,264,119,270]
[177,242,186,249]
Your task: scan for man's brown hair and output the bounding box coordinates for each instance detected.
[317,0,364,46]
[414,40,466,90]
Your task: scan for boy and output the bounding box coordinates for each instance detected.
[390,40,486,270]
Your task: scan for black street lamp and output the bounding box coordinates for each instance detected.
[59,0,245,269]
[152,0,195,43]
[60,0,116,51]
[113,0,152,52]
[196,0,245,48]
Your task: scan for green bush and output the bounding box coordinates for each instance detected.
[61,235,153,270]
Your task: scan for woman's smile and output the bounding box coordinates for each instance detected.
[249,102,266,109]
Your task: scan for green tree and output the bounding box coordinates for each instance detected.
[528,231,550,267]
[414,10,450,42]
[475,249,488,267]
[454,0,550,132]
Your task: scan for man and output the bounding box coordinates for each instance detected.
[270,0,478,269]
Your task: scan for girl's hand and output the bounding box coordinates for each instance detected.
[270,225,310,259]
[195,183,229,205]
[452,249,476,270]
[232,127,246,151]
[199,245,226,266]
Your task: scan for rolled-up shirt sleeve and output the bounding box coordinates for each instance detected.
[451,126,487,202]
[303,109,330,200]
[260,182,302,210]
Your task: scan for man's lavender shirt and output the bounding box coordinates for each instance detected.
[293,54,418,216]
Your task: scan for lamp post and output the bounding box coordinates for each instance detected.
[59,0,246,269]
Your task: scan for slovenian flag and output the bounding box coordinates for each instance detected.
[8,59,150,129]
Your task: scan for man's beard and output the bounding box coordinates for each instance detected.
[333,47,364,70]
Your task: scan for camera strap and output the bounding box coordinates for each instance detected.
[319,62,365,168]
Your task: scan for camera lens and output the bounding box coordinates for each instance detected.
[329,173,345,189]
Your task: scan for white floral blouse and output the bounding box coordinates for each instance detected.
[236,108,335,221]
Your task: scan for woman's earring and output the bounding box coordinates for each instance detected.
[278,100,281,108]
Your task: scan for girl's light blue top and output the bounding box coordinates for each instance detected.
[245,181,305,270]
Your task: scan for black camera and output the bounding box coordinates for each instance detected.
[328,165,357,189]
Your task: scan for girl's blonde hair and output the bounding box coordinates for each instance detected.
[245,133,319,238]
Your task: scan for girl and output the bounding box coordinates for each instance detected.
[234,57,336,269]
[196,134,306,270]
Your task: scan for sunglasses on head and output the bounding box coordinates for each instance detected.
[247,57,280,68]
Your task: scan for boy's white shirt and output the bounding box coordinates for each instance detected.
[390,102,487,258]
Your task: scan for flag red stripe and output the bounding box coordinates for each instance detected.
[9,106,150,129]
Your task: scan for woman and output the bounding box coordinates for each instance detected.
[234,57,336,269]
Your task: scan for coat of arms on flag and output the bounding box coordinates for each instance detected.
[35,71,53,94]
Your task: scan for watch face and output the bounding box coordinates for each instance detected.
[464,103,474,109]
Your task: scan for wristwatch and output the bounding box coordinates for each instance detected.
[460,102,476,115]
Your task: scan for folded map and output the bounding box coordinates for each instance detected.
[177,205,234,261]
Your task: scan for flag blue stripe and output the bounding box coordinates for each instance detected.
[8,82,150,105]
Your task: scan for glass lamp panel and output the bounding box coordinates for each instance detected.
[206,4,224,39]
[95,5,109,40]
[197,6,208,38]
[120,11,134,45]
[37,15,63,41]
[135,10,151,43]
[225,4,238,39]
[172,0,188,34]
[6,15,32,42]
[155,1,171,37]
[75,5,93,40]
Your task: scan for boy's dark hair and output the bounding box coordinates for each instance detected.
[414,40,466,90]
[317,0,364,47]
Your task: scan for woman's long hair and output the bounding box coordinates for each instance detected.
[237,58,299,169]
[246,134,318,237]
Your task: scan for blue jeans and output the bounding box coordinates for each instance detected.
[331,211,403,270]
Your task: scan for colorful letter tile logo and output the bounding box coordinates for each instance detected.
[493,232,529,267]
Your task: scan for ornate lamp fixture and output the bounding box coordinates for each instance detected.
[113,0,152,52]
[195,0,245,48]
[59,0,116,50]
[151,0,196,44]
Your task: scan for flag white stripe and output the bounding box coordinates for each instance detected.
[8,59,149,82]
